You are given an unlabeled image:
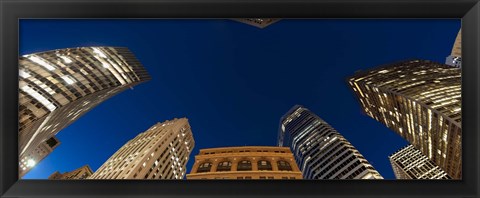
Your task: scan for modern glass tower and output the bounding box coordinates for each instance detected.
[19,47,151,177]
[389,145,451,179]
[88,118,195,179]
[278,105,383,179]
[445,30,462,68]
[347,60,461,179]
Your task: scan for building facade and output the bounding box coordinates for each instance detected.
[88,118,194,179]
[348,60,461,179]
[278,105,383,179]
[19,136,60,177]
[186,146,302,179]
[18,47,150,177]
[389,145,451,179]
[445,30,462,68]
[48,164,93,180]
[231,18,280,28]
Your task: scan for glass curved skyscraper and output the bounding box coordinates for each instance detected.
[19,47,151,177]
[278,105,383,179]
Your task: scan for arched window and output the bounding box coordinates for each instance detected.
[257,160,272,171]
[277,160,292,171]
[197,162,212,173]
[237,160,252,171]
[216,161,232,172]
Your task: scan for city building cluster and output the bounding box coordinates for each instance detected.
[18,20,461,180]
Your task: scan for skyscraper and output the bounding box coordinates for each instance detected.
[347,60,461,179]
[186,146,303,180]
[19,136,60,177]
[278,105,383,179]
[48,165,93,180]
[231,18,280,28]
[18,47,151,177]
[88,118,195,179]
[389,145,451,179]
[445,30,462,68]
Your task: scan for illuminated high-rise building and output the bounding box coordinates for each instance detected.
[88,118,195,179]
[445,30,462,68]
[18,47,151,177]
[278,105,383,179]
[48,164,93,180]
[187,146,302,180]
[231,18,280,28]
[389,145,451,179]
[19,136,60,177]
[347,60,461,179]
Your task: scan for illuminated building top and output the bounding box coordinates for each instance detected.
[279,105,384,179]
[187,146,303,180]
[232,18,280,28]
[445,30,462,68]
[348,60,461,179]
[19,47,150,177]
[89,118,194,179]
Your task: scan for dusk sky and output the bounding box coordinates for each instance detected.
[20,19,460,179]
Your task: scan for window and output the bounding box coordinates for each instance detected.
[216,161,232,172]
[197,162,212,173]
[258,160,272,171]
[237,160,252,171]
[277,160,292,171]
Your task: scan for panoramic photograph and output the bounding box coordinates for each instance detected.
[18,19,461,180]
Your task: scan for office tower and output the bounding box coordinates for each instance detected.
[18,47,151,177]
[347,60,461,179]
[88,118,194,179]
[186,146,302,179]
[48,165,93,179]
[19,136,60,176]
[231,18,280,28]
[278,105,383,179]
[389,145,451,179]
[445,30,462,68]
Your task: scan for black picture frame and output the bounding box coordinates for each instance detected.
[1,0,479,197]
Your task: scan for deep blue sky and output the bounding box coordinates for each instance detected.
[20,19,460,179]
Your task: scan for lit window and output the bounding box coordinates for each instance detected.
[59,55,73,64]
[27,159,36,167]
[28,56,56,71]
[378,70,389,74]
[20,85,56,111]
[92,47,107,58]
[61,75,76,85]
[19,69,31,78]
